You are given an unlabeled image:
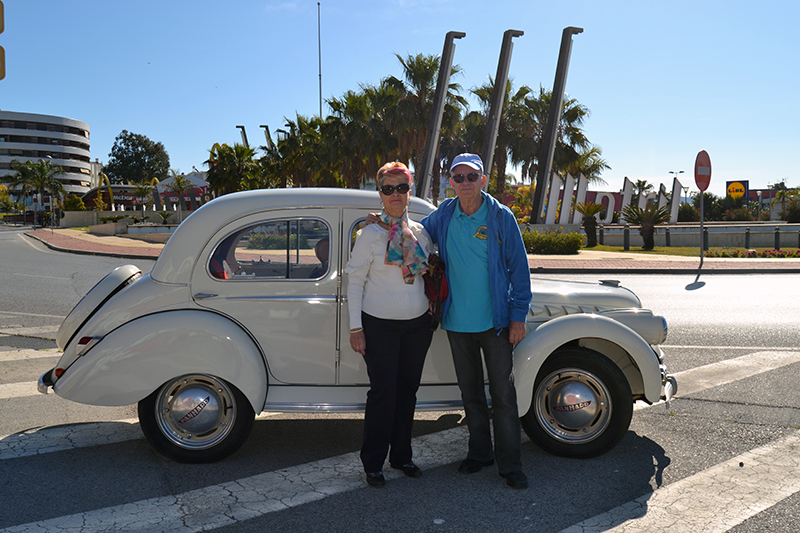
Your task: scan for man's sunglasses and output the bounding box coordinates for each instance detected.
[380,183,411,195]
[451,172,481,183]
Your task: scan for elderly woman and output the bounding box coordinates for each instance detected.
[345,162,434,488]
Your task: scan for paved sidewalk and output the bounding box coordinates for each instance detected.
[24,228,800,274]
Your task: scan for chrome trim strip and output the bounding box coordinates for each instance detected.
[193,293,218,299]
[262,400,464,413]
[224,295,338,302]
[150,278,187,287]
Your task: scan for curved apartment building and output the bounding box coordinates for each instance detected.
[0,110,92,196]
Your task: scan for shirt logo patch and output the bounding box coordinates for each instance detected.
[474,225,488,240]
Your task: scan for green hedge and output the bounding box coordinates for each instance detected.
[521,229,582,255]
[247,233,311,250]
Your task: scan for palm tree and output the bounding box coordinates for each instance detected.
[621,203,671,250]
[8,159,65,226]
[326,88,390,189]
[770,185,799,216]
[271,114,330,188]
[633,179,654,198]
[205,143,260,195]
[2,164,34,224]
[470,79,534,200]
[165,170,193,223]
[574,202,604,247]
[503,86,591,211]
[387,53,467,192]
[133,183,154,222]
[564,145,610,186]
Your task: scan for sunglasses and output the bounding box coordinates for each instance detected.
[380,183,410,195]
[451,172,481,183]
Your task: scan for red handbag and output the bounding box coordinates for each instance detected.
[422,253,448,330]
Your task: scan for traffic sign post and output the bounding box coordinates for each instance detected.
[694,150,712,264]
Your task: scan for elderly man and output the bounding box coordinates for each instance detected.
[421,153,532,489]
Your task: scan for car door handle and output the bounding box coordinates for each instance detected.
[193,293,218,299]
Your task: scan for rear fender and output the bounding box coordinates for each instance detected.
[514,314,661,415]
[53,310,267,412]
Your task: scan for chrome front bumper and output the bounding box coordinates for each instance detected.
[37,368,55,394]
[657,346,678,409]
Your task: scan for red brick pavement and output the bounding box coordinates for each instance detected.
[26,229,162,259]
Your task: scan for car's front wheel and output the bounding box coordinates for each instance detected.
[521,348,633,458]
[138,374,255,463]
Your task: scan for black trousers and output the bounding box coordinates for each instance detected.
[360,312,433,473]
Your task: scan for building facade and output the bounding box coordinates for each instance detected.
[0,110,92,199]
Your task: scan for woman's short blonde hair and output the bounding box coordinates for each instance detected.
[377,162,413,186]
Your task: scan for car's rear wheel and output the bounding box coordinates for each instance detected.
[138,374,255,463]
[521,348,633,458]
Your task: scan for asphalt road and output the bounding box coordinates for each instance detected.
[2,226,800,532]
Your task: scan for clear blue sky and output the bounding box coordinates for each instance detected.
[2,0,797,198]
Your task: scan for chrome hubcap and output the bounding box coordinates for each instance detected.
[534,368,612,444]
[155,375,237,450]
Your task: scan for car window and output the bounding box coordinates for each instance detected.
[349,218,367,255]
[209,218,330,280]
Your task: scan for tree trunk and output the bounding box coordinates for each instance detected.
[640,224,655,250]
[583,216,597,247]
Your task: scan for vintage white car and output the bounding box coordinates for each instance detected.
[38,188,676,463]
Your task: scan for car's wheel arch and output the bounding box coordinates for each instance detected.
[54,309,268,413]
[513,313,660,416]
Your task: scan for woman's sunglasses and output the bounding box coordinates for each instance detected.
[380,183,411,195]
[451,172,481,183]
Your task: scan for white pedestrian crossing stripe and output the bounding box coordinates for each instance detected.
[559,430,800,533]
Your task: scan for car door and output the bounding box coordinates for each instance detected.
[191,209,340,385]
[337,207,457,386]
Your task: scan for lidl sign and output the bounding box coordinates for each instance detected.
[726,180,748,200]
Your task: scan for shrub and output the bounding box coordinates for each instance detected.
[706,248,800,258]
[156,211,174,224]
[0,197,17,213]
[98,215,128,224]
[780,199,800,223]
[521,229,582,255]
[63,195,86,211]
[247,232,311,250]
[722,207,755,221]
[677,203,700,222]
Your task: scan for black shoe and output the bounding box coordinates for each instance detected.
[391,462,423,478]
[457,458,495,474]
[366,472,385,488]
[500,470,529,489]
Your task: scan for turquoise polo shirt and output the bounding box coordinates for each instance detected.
[441,199,494,332]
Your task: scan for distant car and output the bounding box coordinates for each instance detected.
[39,188,676,463]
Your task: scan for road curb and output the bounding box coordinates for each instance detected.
[24,232,160,261]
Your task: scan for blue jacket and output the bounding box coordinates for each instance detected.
[421,191,532,330]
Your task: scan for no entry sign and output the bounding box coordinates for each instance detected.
[694,150,712,192]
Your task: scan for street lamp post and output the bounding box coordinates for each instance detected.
[682,186,689,205]
[669,169,684,186]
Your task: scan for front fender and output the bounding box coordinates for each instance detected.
[514,314,662,415]
[53,310,267,412]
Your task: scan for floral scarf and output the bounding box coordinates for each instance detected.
[380,210,429,284]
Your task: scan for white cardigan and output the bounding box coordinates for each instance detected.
[345,221,432,330]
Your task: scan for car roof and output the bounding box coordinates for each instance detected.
[151,187,437,284]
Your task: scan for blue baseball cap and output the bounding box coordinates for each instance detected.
[449,153,484,175]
